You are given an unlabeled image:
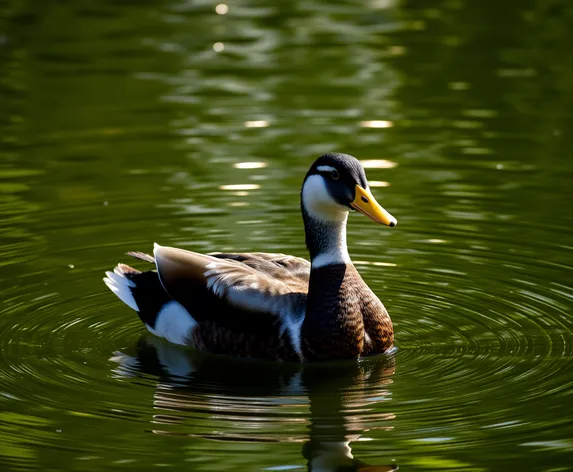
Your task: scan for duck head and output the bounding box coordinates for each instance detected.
[301,153,396,266]
[301,153,397,227]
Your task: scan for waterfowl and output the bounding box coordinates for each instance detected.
[104,152,397,362]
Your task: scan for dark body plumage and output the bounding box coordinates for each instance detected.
[104,153,396,362]
[117,252,393,362]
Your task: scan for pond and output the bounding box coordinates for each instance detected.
[1,0,572,470]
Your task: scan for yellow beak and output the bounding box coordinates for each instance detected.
[350,185,397,227]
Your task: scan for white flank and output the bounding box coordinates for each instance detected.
[147,301,197,346]
[103,267,139,311]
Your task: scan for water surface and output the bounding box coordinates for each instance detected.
[1,0,573,470]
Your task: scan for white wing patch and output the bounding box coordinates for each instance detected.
[147,301,197,346]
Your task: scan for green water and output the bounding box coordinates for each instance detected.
[1,0,573,470]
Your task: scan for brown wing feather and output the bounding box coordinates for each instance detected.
[153,245,308,319]
[209,252,310,282]
[127,251,155,264]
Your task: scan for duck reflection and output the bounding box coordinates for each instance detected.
[111,336,398,471]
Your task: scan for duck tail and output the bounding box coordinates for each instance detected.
[103,264,142,312]
[103,264,196,345]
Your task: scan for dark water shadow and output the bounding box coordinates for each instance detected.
[111,335,398,471]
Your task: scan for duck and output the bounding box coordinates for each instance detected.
[104,152,397,362]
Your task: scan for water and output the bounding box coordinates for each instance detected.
[1,0,573,470]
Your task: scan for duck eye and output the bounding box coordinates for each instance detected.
[330,170,340,180]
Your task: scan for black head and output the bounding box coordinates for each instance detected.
[301,152,397,227]
[304,153,368,208]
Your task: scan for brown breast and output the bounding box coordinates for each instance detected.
[301,264,393,361]
[360,276,394,357]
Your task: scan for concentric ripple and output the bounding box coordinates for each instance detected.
[2,0,573,470]
[1,194,571,470]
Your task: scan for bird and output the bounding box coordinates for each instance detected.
[104,152,397,362]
